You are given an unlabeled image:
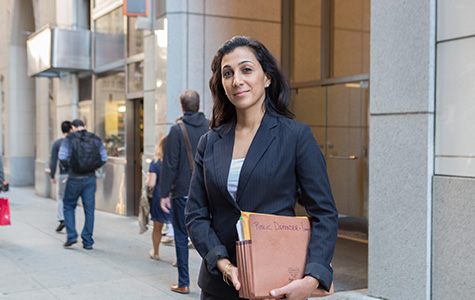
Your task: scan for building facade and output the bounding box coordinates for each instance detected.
[0,0,474,299]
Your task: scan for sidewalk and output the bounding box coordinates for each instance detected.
[0,187,374,300]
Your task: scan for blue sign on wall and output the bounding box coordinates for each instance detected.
[123,0,148,17]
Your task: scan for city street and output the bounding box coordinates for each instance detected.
[0,187,372,300]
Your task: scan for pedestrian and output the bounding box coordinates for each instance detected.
[49,120,72,232]
[147,135,171,260]
[58,119,108,250]
[160,90,210,294]
[184,36,338,300]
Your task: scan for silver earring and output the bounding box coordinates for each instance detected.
[266,83,270,88]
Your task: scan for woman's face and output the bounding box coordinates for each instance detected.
[221,47,271,113]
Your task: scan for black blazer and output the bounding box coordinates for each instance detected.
[185,111,338,298]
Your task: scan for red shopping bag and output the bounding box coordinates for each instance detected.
[0,197,11,226]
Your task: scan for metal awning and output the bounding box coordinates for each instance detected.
[26,25,91,77]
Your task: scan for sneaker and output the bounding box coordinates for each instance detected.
[83,245,93,250]
[56,221,65,232]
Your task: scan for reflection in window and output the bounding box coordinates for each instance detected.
[95,72,126,157]
[94,7,125,68]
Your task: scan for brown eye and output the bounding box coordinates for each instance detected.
[223,70,233,78]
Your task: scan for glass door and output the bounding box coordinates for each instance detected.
[326,82,368,219]
[291,81,369,220]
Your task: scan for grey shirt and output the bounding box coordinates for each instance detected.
[50,137,69,179]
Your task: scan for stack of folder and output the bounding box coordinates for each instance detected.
[235,211,334,299]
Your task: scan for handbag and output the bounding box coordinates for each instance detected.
[138,185,151,234]
[0,197,11,226]
[146,186,154,200]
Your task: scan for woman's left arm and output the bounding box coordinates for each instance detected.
[272,124,338,299]
[185,135,232,276]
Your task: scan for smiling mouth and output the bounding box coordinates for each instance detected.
[234,90,249,96]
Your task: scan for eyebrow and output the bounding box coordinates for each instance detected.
[222,60,255,71]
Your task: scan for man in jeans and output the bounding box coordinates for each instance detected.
[59,119,107,250]
[50,120,72,232]
[160,90,209,294]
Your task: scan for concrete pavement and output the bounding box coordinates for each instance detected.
[0,187,374,300]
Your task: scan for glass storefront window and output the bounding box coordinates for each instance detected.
[94,7,125,68]
[127,17,144,57]
[95,72,126,157]
[79,77,92,101]
[293,0,322,83]
[127,61,144,93]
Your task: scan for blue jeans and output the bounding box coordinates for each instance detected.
[63,177,96,247]
[172,197,189,287]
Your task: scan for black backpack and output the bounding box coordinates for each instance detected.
[69,131,103,173]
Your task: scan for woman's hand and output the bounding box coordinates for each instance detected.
[268,275,319,300]
[217,258,241,291]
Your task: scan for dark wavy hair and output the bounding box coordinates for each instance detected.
[209,36,294,129]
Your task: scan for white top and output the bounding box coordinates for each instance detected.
[227,158,245,201]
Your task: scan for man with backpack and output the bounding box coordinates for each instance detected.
[58,119,107,250]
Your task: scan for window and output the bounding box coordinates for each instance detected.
[290,0,370,83]
[127,61,144,94]
[95,72,126,157]
[293,0,322,82]
[94,7,125,68]
[127,17,144,57]
[332,0,370,77]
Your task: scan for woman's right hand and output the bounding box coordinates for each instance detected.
[217,258,241,291]
[160,197,171,213]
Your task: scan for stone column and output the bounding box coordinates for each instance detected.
[369,1,435,299]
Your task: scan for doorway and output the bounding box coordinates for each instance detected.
[126,98,144,215]
[292,81,369,291]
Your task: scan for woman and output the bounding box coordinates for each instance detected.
[185,36,338,300]
[147,135,171,260]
